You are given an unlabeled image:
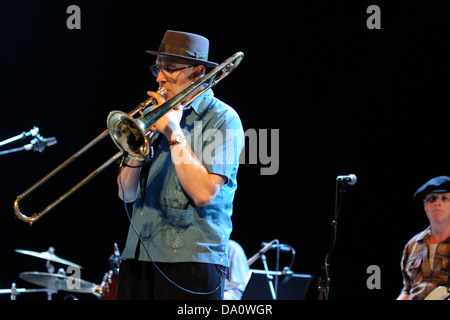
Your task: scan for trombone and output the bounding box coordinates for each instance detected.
[14,51,244,225]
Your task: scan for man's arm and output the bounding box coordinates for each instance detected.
[169,128,226,207]
[117,158,143,203]
[147,91,226,207]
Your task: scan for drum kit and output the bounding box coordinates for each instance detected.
[1,244,242,300]
[0,244,119,300]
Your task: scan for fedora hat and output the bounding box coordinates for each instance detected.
[147,30,218,68]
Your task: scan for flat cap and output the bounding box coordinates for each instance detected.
[413,175,450,203]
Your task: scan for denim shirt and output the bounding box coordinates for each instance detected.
[121,89,244,267]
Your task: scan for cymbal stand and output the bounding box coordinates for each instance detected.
[0,283,56,300]
[45,247,56,273]
[44,247,66,300]
[10,283,17,300]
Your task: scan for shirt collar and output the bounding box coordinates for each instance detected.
[185,89,214,117]
[415,225,450,243]
[416,226,431,242]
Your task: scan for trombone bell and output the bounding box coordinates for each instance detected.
[107,111,150,161]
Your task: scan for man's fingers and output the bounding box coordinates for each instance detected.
[147,91,166,106]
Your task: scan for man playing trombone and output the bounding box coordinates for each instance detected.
[115,30,244,300]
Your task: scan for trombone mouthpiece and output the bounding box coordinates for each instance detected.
[139,87,168,110]
[157,87,168,98]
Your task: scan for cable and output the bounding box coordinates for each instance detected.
[118,159,224,295]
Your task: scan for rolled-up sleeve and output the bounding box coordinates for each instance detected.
[201,108,244,183]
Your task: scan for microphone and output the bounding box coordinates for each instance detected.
[261,242,293,253]
[24,135,58,153]
[336,174,357,185]
[247,240,278,266]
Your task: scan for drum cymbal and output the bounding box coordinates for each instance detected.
[15,247,83,269]
[19,271,97,294]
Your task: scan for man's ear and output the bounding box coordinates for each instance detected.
[191,64,205,82]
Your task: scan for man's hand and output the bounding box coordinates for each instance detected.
[146,90,184,139]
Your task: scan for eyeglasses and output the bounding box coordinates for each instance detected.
[424,194,450,203]
[149,64,195,78]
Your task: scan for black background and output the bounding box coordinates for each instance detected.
[0,1,449,300]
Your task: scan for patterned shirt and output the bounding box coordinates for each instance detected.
[400,226,450,300]
[121,89,244,267]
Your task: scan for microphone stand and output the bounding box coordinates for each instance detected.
[0,127,39,155]
[247,239,280,300]
[318,178,349,300]
[0,127,39,148]
[0,146,30,155]
[0,127,57,155]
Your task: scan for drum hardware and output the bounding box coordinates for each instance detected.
[97,243,120,300]
[0,283,55,300]
[9,246,87,300]
[3,244,121,300]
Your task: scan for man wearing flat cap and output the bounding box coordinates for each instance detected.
[397,176,450,300]
[115,30,244,299]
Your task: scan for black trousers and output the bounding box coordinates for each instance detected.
[116,259,225,300]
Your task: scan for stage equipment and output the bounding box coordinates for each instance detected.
[247,239,296,300]
[317,173,357,300]
[97,243,121,300]
[11,245,89,300]
[0,127,39,148]
[19,271,98,295]
[0,126,57,155]
[3,244,123,300]
[0,284,54,300]
[13,51,244,225]
[15,247,82,269]
[336,174,357,185]
[242,270,314,300]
